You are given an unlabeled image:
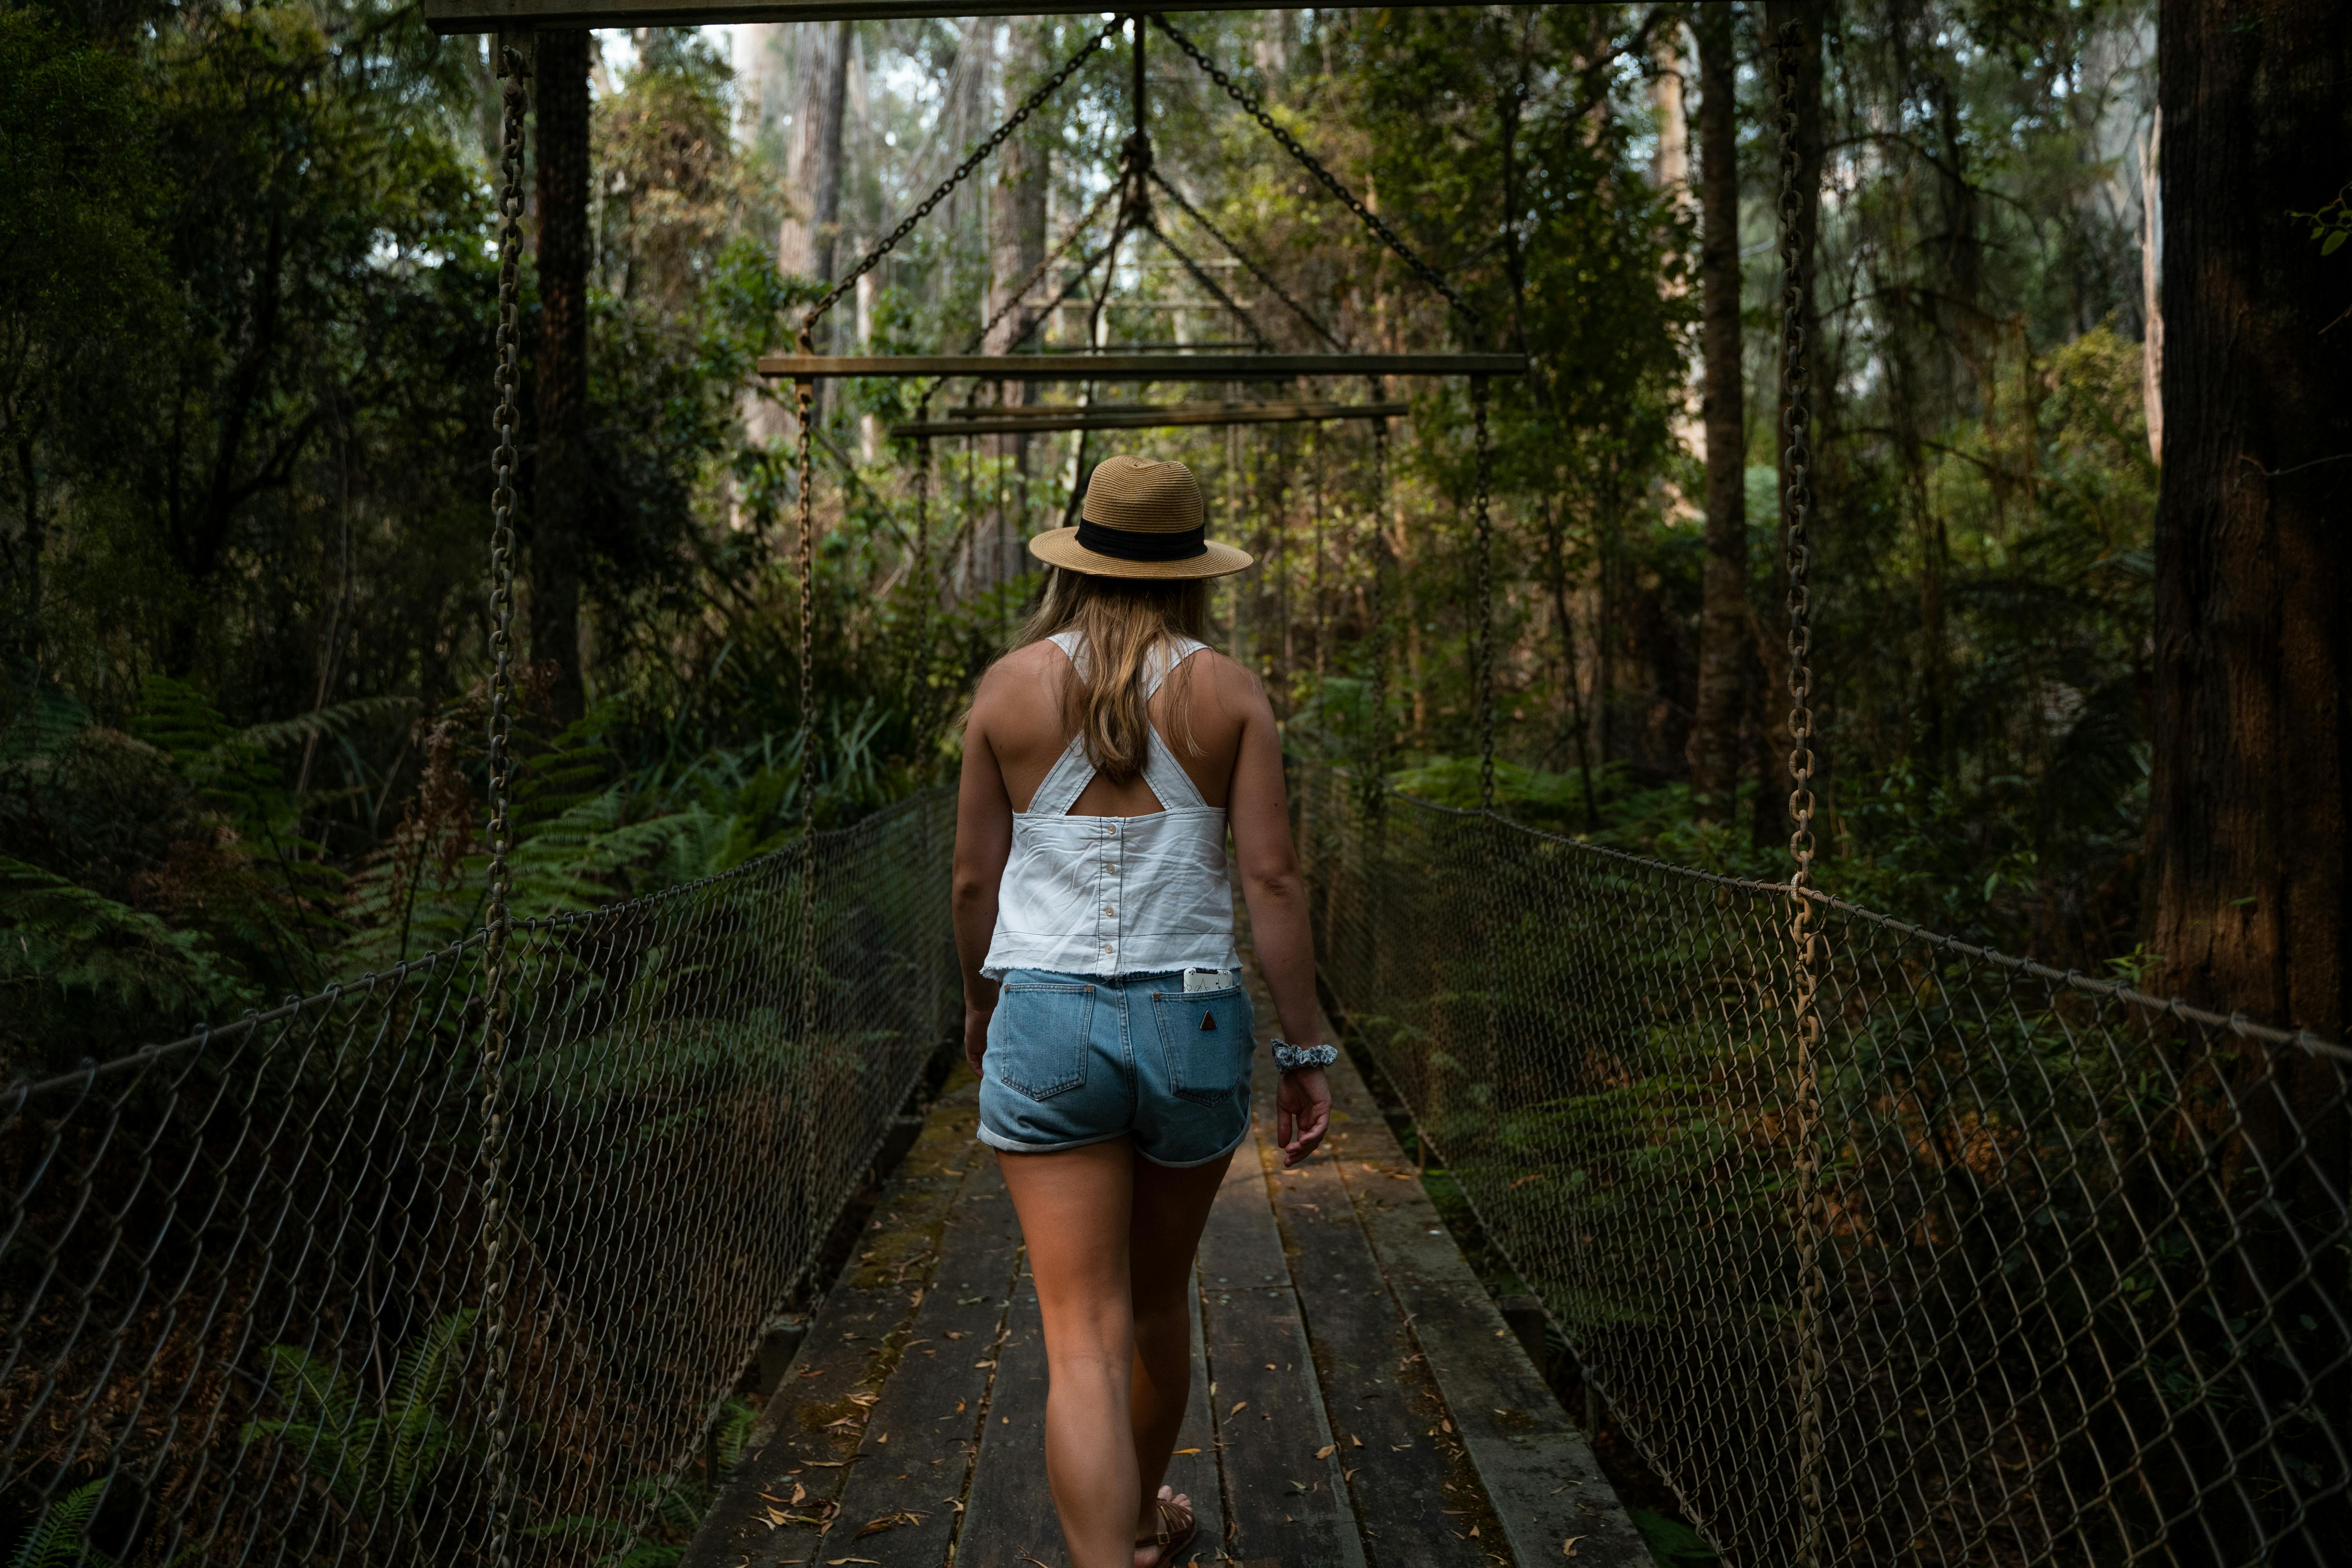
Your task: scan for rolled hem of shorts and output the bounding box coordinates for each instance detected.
[974,1123,1134,1157]
[1136,1111,1254,1170]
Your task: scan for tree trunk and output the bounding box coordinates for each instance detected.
[1755,0,1827,854]
[1687,4,1746,821]
[985,22,1049,593]
[2147,13,2351,1520]
[2145,0,2350,1047]
[779,21,851,290]
[2137,114,2164,465]
[532,29,591,725]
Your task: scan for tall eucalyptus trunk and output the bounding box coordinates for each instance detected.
[1688,4,1747,820]
[532,29,591,724]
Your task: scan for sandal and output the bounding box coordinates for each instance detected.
[1133,1485,1198,1568]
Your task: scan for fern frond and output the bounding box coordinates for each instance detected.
[8,1479,109,1568]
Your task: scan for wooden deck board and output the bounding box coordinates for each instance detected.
[1247,1056,1495,1568]
[823,1156,1023,1566]
[1308,1019,1651,1568]
[688,964,1642,1568]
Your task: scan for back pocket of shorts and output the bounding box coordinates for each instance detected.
[1152,987,1254,1107]
[990,982,1094,1101]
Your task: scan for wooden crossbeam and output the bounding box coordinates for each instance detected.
[426,0,1507,36]
[893,400,1410,438]
[757,353,1523,382]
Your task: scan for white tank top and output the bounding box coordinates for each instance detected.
[980,631,1241,980]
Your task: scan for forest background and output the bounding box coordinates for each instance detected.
[2,0,2176,1069]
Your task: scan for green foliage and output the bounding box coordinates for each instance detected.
[524,1397,761,1566]
[243,1310,478,1520]
[1632,1507,1720,1564]
[7,1480,117,1568]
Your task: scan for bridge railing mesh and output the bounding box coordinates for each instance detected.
[1296,758,2349,1568]
[2,785,956,1565]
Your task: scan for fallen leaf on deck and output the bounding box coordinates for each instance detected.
[853,1511,924,1537]
[1315,1445,1335,1459]
[1230,1401,1247,1416]
[1349,1435,1364,1447]
[1173,1447,1201,1455]
[1563,1536,1587,1557]
[944,1330,966,1340]
[973,1359,996,1368]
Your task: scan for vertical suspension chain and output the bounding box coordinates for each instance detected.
[480,37,529,1568]
[913,430,932,731]
[1471,376,1497,814]
[1774,21,1827,1568]
[1365,418,1393,820]
[795,368,819,1059]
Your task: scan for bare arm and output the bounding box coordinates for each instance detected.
[952,684,1015,1069]
[1224,662,1331,1165]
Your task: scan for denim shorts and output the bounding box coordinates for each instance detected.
[978,969,1257,1168]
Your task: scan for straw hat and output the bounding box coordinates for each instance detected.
[1028,455,1254,580]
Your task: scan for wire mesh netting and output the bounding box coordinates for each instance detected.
[1296,758,2350,1568]
[2,786,955,1565]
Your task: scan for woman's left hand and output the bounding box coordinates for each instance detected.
[1276,1066,1331,1166]
[964,1004,993,1076]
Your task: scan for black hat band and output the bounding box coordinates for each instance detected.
[1075,519,1208,562]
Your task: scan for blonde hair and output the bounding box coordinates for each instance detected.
[1012,568,1211,786]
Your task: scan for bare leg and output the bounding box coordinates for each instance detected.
[1000,1140,1141,1568]
[999,1138,1234,1568]
[1127,1145,1234,1546]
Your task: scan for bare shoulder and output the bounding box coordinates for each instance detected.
[1186,647,1272,724]
[972,641,1069,717]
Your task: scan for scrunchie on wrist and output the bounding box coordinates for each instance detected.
[1271,1040,1338,1073]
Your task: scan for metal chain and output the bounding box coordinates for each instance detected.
[911,431,931,730]
[1365,419,1393,820]
[795,377,818,1020]
[1149,13,1483,332]
[480,42,528,1568]
[802,15,1126,339]
[1774,21,1827,1568]
[1471,377,1496,813]
[959,178,1121,357]
[1142,218,1271,351]
[1147,168,1346,350]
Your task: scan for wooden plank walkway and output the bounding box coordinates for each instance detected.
[685,973,1643,1568]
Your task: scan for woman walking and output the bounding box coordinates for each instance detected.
[952,455,1335,1568]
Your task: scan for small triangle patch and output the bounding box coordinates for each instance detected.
[1199,1011,1218,1032]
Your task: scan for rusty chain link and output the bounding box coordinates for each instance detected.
[1470,376,1496,813]
[1365,418,1394,819]
[481,42,529,1568]
[1774,21,1827,1568]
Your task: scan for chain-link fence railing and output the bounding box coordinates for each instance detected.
[3,786,956,1565]
[1297,758,2350,1568]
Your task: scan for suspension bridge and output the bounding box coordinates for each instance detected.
[4,9,2345,1568]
